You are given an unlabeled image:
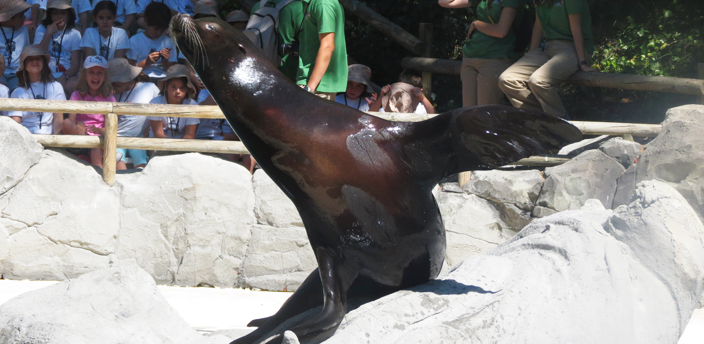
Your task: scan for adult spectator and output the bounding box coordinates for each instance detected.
[80,1,129,60]
[225,10,248,31]
[334,64,376,112]
[108,58,160,169]
[499,0,595,118]
[5,45,65,134]
[148,64,199,139]
[1,0,31,90]
[127,1,176,81]
[439,0,519,107]
[296,0,347,100]
[250,0,304,81]
[34,0,82,95]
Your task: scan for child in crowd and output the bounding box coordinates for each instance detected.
[34,0,82,95]
[127,1,176,81]
[335,64,376,112]
[80,1,129,61]
[107,0,137,33]
[108,58,160,170]
[5,45,66,134]
[63,55,115,167]
[0,55,8,104]
[225,10,249,31]
[148,64,199,139]
[371,70,435,114]
[1,0,31,90]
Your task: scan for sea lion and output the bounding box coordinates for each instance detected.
[169,14,582,344]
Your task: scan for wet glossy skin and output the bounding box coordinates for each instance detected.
[170,15,582,344]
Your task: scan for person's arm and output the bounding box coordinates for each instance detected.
[66,50,81,77]
[52,112,62,134]
[10,116,22,124]
[182,124,197,139]
[136,16,148,30]
[568,13,595,72]
[121,14,136,35]
[150,120,167,138]
[306,32,335,92]
[369,84,390,112]
[529,15,543,51]
[37,23,59,51]
[137,51,161,68]
[438,0,471,8]
[114,49,128,59]
[78,12,89,34]
[471,7,518,38]
[417,91,435,114]
[82,47,97,58]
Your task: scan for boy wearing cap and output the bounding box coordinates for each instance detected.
[0,0,32,90]
[334,64,376,112]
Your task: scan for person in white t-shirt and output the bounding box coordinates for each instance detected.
[148,64,199,140]
[34,0,82,95]
[108,58,160,169]
[106,0,136,32]
[80,1,129,61]
[33,0,93,36]
[0,0,31,90]
[127,2,175,81]
[4,45,66,134]
[334,64,377,112]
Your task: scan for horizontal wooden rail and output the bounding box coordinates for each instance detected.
[33,135,250,154]
[401,57,704,96]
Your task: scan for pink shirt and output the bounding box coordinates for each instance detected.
[69,91,116,136]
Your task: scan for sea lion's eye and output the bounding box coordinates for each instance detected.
[205,23,219,32]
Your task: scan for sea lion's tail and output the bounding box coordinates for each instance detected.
[408,105,582,185]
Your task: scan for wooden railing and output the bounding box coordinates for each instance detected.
[0,98,662,186]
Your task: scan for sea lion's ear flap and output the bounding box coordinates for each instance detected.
[238,44,246,54]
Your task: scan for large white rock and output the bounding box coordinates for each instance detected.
[462,169,543,211]
[634,105,704,221]
[0,150,119,279]
[320,180,704,344]
[241,225,317,291]
[0,117,43,196]
[116,153,255,287]
[252,170,302,228]
[0,262,230,344]
[537,149,625,211]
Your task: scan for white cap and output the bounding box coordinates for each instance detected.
[84,55,108,69]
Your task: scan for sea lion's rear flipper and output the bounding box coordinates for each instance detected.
[407,105,582,184]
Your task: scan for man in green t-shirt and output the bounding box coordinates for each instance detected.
[250,0,304,82]
[296,0,348,100]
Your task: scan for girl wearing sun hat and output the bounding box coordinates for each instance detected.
[108,57,160,169]
[1,0,32,90]
[34,0,82,95]
[63,55,116,167]
[148,64,200,140]
[4,45,66,134]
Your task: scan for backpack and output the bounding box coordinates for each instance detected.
[244,0,297,66]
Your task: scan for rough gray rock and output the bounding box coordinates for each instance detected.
[599,137,642,168]
[240,225,317,291]
[634,105,704,221]
[558,134,610,156]
[116,153,254,287]
[613,163,637,208]
[0,261,230,344]
[0,117,43,196]
[252,170,302,228]
[462,170,543,211]
[537,149,625,211]
[320,181,704,344]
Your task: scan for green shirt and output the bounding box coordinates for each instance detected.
[536,0,593,54]
[251,0,304,81]
[296,0,348,93]
[463,0,520,59]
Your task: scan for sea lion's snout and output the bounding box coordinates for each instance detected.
[169,14,209,67]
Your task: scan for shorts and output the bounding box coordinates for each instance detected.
[117,148,149,166]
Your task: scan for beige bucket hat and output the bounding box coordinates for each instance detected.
[158,64,197,97]
[194,0,219,17]
[107,58,143,83]
[0,0,31,22]
[381,82,421,114]
[45,0,76,19]
[16,45,50,72]
[347,64,373,93]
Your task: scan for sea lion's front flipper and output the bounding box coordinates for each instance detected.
[407,105,582,184]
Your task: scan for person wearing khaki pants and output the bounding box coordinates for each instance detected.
[499,0,595,118]
[439,0,520,107]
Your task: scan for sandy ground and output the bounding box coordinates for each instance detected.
[0,279,702,343]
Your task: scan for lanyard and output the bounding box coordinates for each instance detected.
[99,28,113,59]
[118,81,137,102]
[53,26,68,72]
[1,27,14,63]
[28,82,48,128]
[167,117,180,138]
[343,95,362,110]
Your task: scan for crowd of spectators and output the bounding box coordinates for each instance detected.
[1,0,594,172]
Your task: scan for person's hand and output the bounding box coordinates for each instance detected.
[86,125,105,135]
[46,21,61,36]
[412,87,425,100]
[76,122,87,135]
[580,64,596,72]
[467,20,476,38]
[365,93,377,106]
[148,51,161,63]
[380,85,391,96]
[159,48,171,60]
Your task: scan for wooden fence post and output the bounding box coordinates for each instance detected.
[102,112,118,186]
[419,23,433,97]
